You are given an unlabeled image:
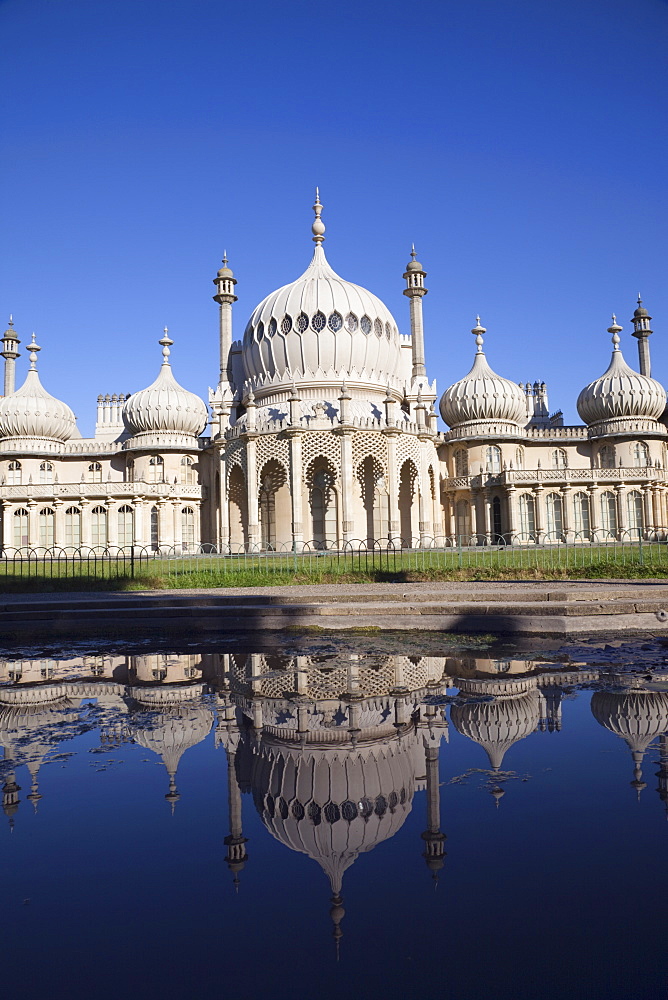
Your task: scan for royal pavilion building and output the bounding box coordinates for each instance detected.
[0,193,666,552]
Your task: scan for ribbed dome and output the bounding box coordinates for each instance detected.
[450,689,540,770]
[439,349,526,430]
[123,333,208,447]
[576,343,666,427]
[591,688,668,755]
[0,367,76,444]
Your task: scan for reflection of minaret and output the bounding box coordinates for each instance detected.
[2,767,21,831]
[421,739,445,882]
[224,750,248,891]
[656,734,668,819]
[26,761,42,813]
[537,686,563,733]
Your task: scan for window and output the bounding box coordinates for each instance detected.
[515,448,524,471]
[182,507,195,551]
[88,462,102,483]
[149,456,164,483]
[311,311,326,332]
[7,461,21,486]
[486,446,501,473]
[633,442,649,468]
[180,456,195,485]
[38,507,55,547]
[13,508,28,547]
[91,505,107,547]
[545,493,564,539]
[39,461,54,484]
[328,312,343,332]
[454,449,468,477]
[127,460,135,483]
[572,492,590,539]
[118,505,134,547]
[599,446,615,469]
[551,449,567,470]
[518,494,536,538]
[150,506,159,551]
[65,506,81,547]
[281,315,292,334]
[345,313,358,333]
[626,490,643,536]
[600,491,617,535]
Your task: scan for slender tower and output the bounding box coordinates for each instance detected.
[631,296,653,377]
[421,734,446,882]
[213,253,238,387]
[0,316,20,395]
[403,246,428,381]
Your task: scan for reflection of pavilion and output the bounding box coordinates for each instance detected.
[591,682,668,800]
[215,652,450,952]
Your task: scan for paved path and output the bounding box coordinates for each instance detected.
[2,580,668,636]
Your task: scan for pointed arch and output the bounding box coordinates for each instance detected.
[306,456,338,549]
[398,458,419,546]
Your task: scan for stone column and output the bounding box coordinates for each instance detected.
[107,503,118,548]
[506,486,517,542]
[588,485,600,536]
[383,429,401,543]
[245,437,259,550]
[218,451,229,552]
[158,501,174,549]
[652,487,662,537]
[27,500,39,548]
[1,501,12,550]
[469,489,479,542]
[172,501,183,552]
[288,431,304,549]
[133,498,146,548]
[339,430,354,543]
[483,490,493,543]
[418,442,432,545]
[533,486,545,543]
[561,486,573,541]
[53,499,65,548]
[643,486,655,537]
[445,492,456,539]
[615,484,627,538]
[80,500,92,547]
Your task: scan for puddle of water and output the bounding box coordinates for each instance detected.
[0,637,666,1000]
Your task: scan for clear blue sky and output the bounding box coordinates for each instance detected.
[1,0,666,434]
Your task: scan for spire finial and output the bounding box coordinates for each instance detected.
[471,316,486,353]
[410,244,417,261]
[8,315,13,327]
[312,188,325,245]
[159,326,173,364]
[28,332,41,370]
[638,293,642,306]
[608,314,622,350]
[222,250,228,266]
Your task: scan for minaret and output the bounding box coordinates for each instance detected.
[212,252,238,387]
[631,295,653,376]
[1,315,20,395]
[403,246,428,381]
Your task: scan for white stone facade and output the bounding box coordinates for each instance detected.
[0,199,666,552]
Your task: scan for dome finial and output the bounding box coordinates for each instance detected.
[312,188,325,245]
[608,314,622,350]
[472,316,486,353]
[159,326,173,364]
[410,244,417,261]
[222,250,228,267]
[28,332,41,370]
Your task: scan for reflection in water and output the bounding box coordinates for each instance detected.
[1,647,668,962]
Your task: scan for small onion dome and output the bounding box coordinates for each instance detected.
[123,330,208,445]
[439,318,526,430]
[0,334,76,443]
[576,317,666,427]
[633,295,649,319]
[217,251,234,279]
[405,245,423,272]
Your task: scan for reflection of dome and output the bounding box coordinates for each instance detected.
[450,689,540,770]
[439,320,526,433]
[251,737,418,893]
[242,196,402,393]
[0,336,76,445]
[133,701,213,807]
[591,689,668,755]
[123,331,208,447]
[577,322,666,432]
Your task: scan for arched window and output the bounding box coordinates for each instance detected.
[626,490,643,536]
[13,508,28,547]
[38,507,55,547]
[572,492,590,539]
[180,456,195,485]
[600,491,617,535]
[150,506,159,551]
[39,461,54,484]
[515,448,524,471]
[118,505,134,547]
[454,449,468,477]
[88,462,102,483]
[455,499,470,540]
[545,492,564,539]
[551,449,567,470]
[518,494,536,538]
[181,507,195,551]
[149,455,164,483]
[7,461,21,486]
[65,506,81,547]
[599,446,615,469]
[486,446,501,473]
[91,505,107,547]
[633,442,649,468]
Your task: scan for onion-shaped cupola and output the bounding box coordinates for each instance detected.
[591,686,668,800]
[0,333,76,448]
[122,329,208,449]
[241,191,402,393]
[439,318,526,435]
[576,317,666,436]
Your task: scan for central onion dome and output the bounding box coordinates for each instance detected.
[242,192,402,390]
[439,318,526,434]
[577,317,666,434]
[123,330,208,448]
[450,685,540,771]
[0,334,76,447]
